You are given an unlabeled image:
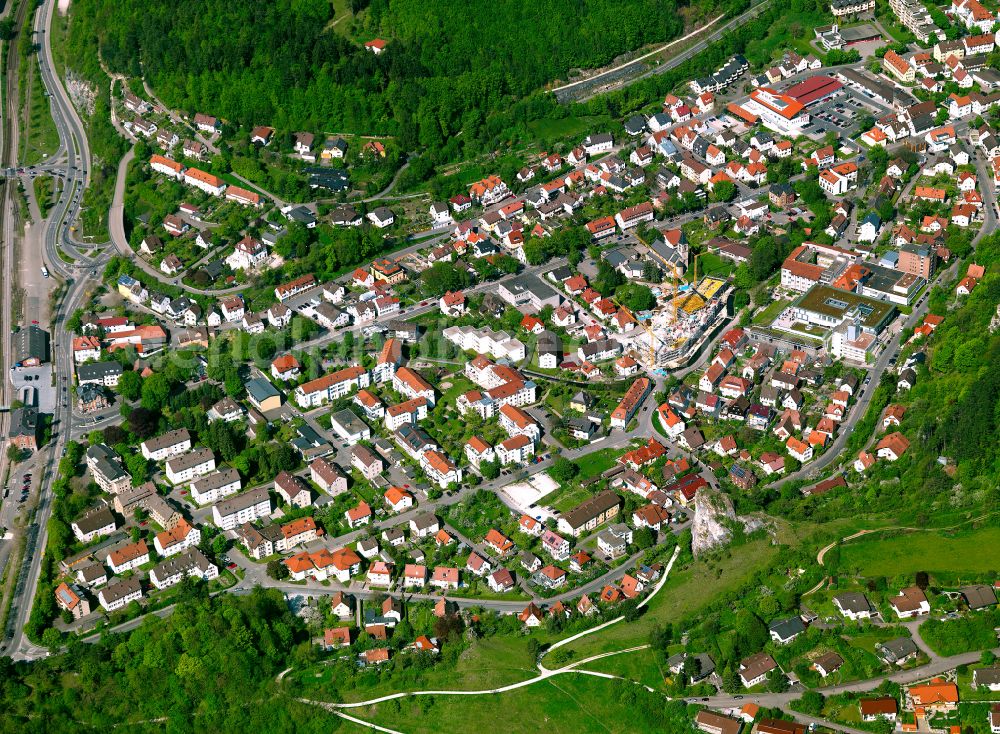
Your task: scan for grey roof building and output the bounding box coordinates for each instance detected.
[77,361,123,385]
[73,506,116,537]
[536,330,562,359]
[245,377,281,408]
[768,615,806,643]
[960,584,997,610]
[497,273,561,311]
[876,637,918,663]
[13,325,49,367]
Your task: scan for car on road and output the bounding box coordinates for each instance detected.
[227,562,237,570]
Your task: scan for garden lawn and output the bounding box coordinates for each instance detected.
[837,526,1000,578]
[574,447,621,479]
[752,298,791,326]
[439,375,475,407]
[845,628,908,655]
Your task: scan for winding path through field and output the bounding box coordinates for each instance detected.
[815,512,999,567]
[301,513,1000,730]
[293,546,681,727]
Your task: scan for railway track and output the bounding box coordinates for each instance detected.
[0,0,38,650]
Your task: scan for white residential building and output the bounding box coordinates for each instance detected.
[212,487,272,530]
[189,468,242,506]
[164,448,216,485]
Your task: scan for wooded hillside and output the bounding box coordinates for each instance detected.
[0,587,344,734]
[64,0,721,156]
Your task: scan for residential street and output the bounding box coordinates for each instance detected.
[0,8,996,734]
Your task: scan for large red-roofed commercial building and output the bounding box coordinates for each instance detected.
[785,75,844,106]
[743,88,811,136]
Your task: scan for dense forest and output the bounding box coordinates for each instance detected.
[2,587,345,734]
[63,0,742,162]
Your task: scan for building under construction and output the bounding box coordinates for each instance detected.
[620,277,730,368]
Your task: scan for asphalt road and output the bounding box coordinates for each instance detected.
[555,0,774,103]
[0,0,107,660]
[1,0,994,691]
[769,122,999,489]
[701,643,1000,711]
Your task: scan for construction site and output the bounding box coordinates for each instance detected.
[618,275,730,368]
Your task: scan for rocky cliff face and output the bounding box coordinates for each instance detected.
[691,486,767,556]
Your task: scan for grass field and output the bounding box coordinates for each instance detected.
[837,526,1000,578]
[350,674,684,734]
[574,447,621,478]
[576,647,668,690]
[295,635,540,704]
[694,252,733,280]
[21,57,60,166]
[325,0,356,37]
[527,114,614,142]
[561,538,780,659]
[544,484,596,513]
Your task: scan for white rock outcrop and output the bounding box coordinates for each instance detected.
[691,486,767,556]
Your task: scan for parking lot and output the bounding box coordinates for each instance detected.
[10,366,56,413]
[796,86,889,140]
